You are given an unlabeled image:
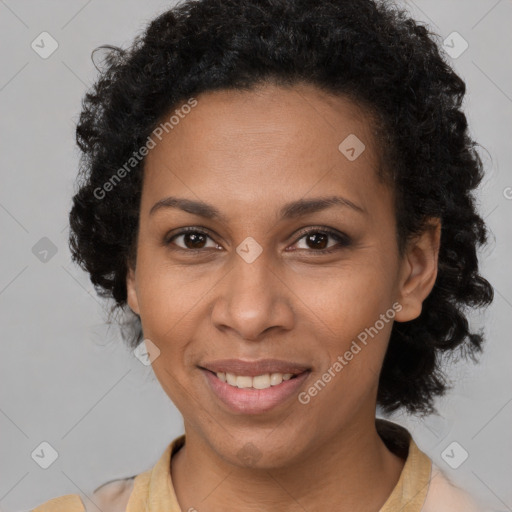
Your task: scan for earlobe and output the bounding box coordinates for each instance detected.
[126,266,140,315]
[394,218,441,323]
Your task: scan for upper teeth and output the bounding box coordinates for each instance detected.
[216,372,294,389]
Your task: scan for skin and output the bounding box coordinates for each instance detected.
[126,82,441,512]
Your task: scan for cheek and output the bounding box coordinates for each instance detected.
[134,245,210,335]
[302,306,393,423]
[294,257,396,381]
[295,257,396,332]
[150,356,195,419]
[133,245,218,400]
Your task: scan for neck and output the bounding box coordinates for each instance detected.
[171,417,406,512]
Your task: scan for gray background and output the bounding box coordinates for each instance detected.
[0,1,511,511]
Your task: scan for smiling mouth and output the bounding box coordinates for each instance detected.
[200,366,311,414]
[201,368,306,390]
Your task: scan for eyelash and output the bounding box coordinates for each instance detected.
[164,226,351,255]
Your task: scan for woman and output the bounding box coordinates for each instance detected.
[32,0,494,510]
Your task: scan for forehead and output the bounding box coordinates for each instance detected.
[141,83,384,216]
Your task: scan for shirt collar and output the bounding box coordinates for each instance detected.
[127,419,432,512]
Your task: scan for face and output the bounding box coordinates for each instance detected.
[127,82,439,468]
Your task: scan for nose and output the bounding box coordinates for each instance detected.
[210,250,295,341]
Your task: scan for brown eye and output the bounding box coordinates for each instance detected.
[292,228,351,253]
[304,232,329,250]
[166,228,220,251]
[180,232,208,249]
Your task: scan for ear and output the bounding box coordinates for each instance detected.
[126,265,140,315]
[394,218,441,322]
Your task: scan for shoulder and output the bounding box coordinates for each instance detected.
[422,464,483,512]
[89,477,136,512]
[30,478,136,512]
[30,494,86,512]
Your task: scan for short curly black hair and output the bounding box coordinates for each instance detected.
[69,0,494,415]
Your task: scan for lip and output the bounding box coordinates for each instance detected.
[200,367,311,415]
[199,358,311,377]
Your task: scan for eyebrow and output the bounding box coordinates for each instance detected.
[149,195,365,221]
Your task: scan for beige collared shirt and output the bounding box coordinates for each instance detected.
[31,419,484,512]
